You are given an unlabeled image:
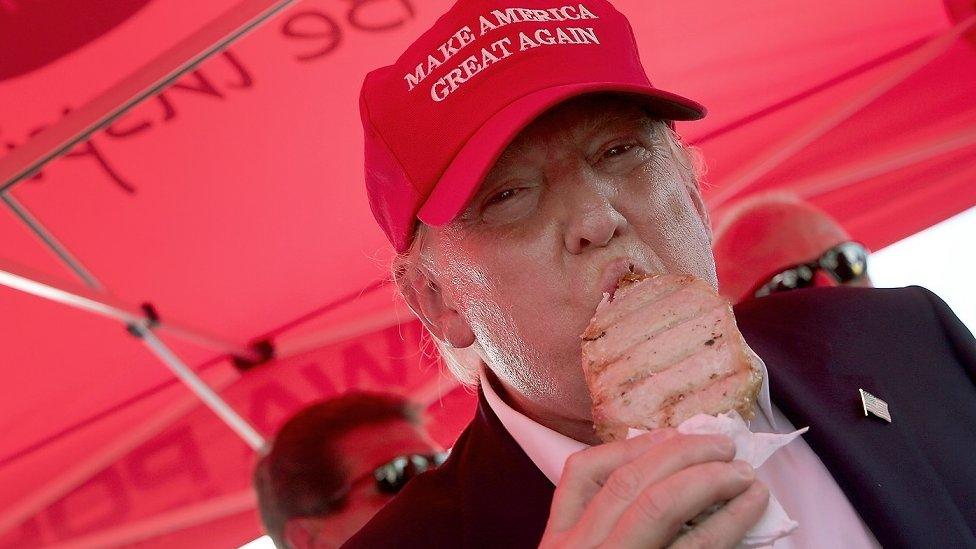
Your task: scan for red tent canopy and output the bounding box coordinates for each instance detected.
[2,0,974,546]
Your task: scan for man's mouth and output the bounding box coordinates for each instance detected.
[599,259,647,301]
[610,264,635,300]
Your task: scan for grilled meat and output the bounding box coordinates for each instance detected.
[582,273,763,442]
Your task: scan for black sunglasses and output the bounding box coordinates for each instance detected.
[372,452,448,494]
[749,241,869,299]
[304,452,449,521]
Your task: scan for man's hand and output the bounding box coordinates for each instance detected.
[539,429,769,549]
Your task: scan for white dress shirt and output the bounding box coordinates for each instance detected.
[480,357,881,548]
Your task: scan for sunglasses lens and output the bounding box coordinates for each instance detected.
[754,265,815,297]
[824,242,868,282]
[788,265,815,289]
[776,266,814,291]
[752,242,868,299]
[374,458,406,494]
[373,453,446,494]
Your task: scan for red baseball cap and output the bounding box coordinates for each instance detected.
[360,0,706,252]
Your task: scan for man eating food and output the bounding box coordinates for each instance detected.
[347,0,976,546]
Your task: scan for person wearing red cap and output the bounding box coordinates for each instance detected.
[711,193,874,304]
[350,1,976,547]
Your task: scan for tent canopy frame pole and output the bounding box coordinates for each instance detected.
[0,191,104,291]
[0,258,263,361]
[127,322,266,452]
[0,0,293,457]
[0,259,268,450]
[0,368,240,538]
[0,0,297,194]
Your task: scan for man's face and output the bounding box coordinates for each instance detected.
[422,95,715,425]
[286,418,439,548]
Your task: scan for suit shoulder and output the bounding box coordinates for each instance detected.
[343,459,463,548]
[733,285,937,331]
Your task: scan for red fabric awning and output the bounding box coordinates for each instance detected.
[1,0,973,545]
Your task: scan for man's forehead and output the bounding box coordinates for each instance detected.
[491,97,651,169]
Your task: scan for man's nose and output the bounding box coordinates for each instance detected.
[562,177,627,255]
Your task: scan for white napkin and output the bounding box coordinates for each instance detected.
[627,411,808,548]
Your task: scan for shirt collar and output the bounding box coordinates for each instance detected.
[479,354,776,485]
[480,369,586,484]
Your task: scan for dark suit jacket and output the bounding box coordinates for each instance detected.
[345,286,976,548]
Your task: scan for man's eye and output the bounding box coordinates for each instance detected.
[484,187,520,207]
[603,143,638,159]
[476,184,538,225]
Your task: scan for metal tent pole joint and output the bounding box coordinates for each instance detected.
[232,338,275,371]
[124,306,266,451]
[122,301,274,368]
[125,302,161,337]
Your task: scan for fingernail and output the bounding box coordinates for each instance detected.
[733,460,755,479]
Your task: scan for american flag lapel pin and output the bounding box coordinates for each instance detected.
[859,388,892,423]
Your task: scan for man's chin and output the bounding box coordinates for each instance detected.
[550,363,595,416]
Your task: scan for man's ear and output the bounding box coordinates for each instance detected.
[396,264,475,349]
[283,518,314,549]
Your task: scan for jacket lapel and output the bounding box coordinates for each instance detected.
[741,317,974,548]
[456,389,555,548]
